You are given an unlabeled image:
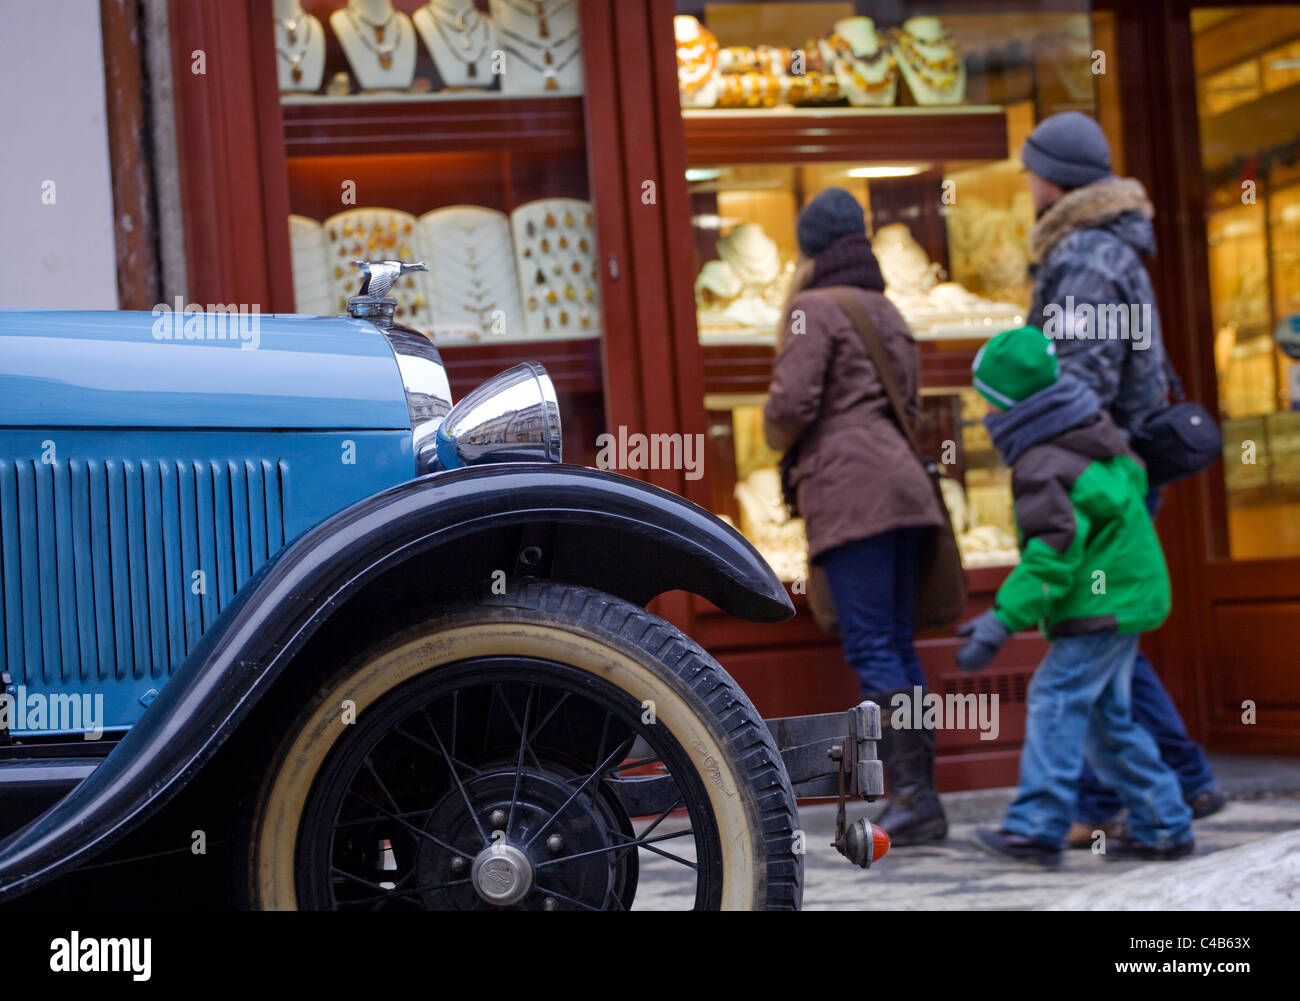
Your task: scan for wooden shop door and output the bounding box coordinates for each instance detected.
[1104,0,1300,755]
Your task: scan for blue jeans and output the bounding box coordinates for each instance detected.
[1004,632,1193,849]
[1074,650,1219,822]
[1073,483,1218,822]
[819,527,927,695]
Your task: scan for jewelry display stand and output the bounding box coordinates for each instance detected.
[321,208,434,327]
[695,222,790,340]
[873,223,1022,338]
[416,206,524,343]
[288,215,334,314]
[413,0,498,89]
[674,15,721,109]
[331,0,418,92]
[510,198,601,339]
[733,468,807,583]
[1044,16,1097,106]
[273,0,325,92]
[873,222,942,297]
[894,16,966,106]
[822,17,897,107]
[490,0,583,94]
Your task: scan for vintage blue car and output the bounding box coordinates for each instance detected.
[0,264,885,911]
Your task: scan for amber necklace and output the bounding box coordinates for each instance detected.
[499,0,577,40]
[500,24,581,61]
[827,32,896,95]
[896,29,959,91]
[346,2,402,69]
[428,2,491,75]
[429,0,476,31]
[275,19,311,83]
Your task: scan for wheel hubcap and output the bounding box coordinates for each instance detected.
[470,842,533,906]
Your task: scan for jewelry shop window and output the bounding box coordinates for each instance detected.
[269,0,604,464]
[1192,7,1300,560]
[671,0,1101,583]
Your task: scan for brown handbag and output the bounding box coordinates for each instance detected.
[804,287,967,634]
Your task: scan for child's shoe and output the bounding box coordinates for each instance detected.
[1188,788,1228,820]
[1102,833,1195,861]
[1065,811,1127,849]
[971,827,1063,868]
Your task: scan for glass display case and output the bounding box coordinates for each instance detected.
[673,0,1099,582]
[1193,6,1300,559]
[268,0,607,465]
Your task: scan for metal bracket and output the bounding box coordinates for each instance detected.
[846,700,884,799]
[765,700,882,799]
[765,701,886,868]
[830,701,885,870]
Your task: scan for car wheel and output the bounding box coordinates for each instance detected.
[244,581,802,910]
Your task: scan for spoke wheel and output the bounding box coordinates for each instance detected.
[246,582,803,910]
[295,661,718,910]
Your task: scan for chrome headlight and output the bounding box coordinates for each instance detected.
[435,362,562,469]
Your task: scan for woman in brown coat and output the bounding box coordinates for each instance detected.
[763,187,948,845]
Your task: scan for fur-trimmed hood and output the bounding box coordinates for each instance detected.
[1029,177,1156,263]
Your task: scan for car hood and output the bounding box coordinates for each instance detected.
[0,310,411,429]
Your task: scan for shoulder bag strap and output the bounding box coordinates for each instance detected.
[818,286,928,464]
[1162,352,1188,405]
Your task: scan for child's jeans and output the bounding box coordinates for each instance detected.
[1074,649,1218,823]
[1003,632,1193,849]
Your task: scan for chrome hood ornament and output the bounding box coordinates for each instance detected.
[347,260,429,326]
[353,259,428,299]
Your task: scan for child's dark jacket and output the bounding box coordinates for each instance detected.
[986,376,1171,638]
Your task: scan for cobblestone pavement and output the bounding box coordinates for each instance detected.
[801,794,1300,910]
[799,753,1300,911]
[626,753,1300,910]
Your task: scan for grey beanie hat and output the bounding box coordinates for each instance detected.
[1021,112,1112,190]
[797,187,866,257]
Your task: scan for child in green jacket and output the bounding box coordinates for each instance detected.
[956,326,1194,866]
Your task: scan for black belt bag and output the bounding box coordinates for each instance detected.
[1130,360,1222,489]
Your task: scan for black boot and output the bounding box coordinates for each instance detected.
[868,689,948,846]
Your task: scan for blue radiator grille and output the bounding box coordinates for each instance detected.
[0,458,287,686]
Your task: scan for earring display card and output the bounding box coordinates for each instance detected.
[288,214,334,315]
[416,206,525,344]
[322,208,434,329]
[510,197,601,340]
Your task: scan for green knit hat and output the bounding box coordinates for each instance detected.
[972,326,1059,408]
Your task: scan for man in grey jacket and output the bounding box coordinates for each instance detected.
[1019,112,1225,845]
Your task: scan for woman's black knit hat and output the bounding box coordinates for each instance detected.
[797,187,866,258]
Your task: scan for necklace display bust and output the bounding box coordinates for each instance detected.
[718,223,782,287]
[873,222,941,297]
[674,15,721,109]
[331,0,418,92]
[490,0,583,94]
[414,0,498,89]
[823,17,896,107]
[894,16,965,105]
[273,0,325,92]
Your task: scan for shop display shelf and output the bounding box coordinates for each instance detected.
[281,92,587,158]
[700,339,985,398]
[683,105,1009,165]
[439,335,603,397]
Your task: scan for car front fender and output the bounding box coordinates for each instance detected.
[0,464,793,899]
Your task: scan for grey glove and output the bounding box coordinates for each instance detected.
[955,610,1011,674]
